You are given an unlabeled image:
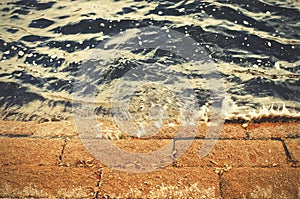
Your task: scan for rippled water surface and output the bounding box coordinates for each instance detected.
[0,0,299,122]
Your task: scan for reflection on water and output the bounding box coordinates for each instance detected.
[0,0,299,122]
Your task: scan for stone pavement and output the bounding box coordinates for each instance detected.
[0,120,299,198]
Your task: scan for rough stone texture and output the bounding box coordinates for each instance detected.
[150,122,180,139]
[1,121,299,198]
[79,139,174,172]
[62,139,173,169]
[99,167,220,198]
[247,122,300,139]
[0,120,246,139]
[0,120,78,137]
[285,139,300,167]
[0,121,37,136]
[33,120,78,137]
[163,123,246,139]
[74,118,133,140]
[86,122,246,140]
[112,138,172,153]
[0,137,64,166]
[221,124,246,139]
[175,140,287,167]
[0,165,96,198]
[221,168,300,199]
[62,139,102,167]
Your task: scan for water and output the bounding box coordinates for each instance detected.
[0,0,299,123]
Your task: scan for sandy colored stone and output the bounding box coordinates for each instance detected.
[0,165,96,198]
[33,120,78,137]
[73,118,133,140]
[175,140,287,167]
[0,137,64,166]
[63,138,173,169]
[0,120,299,198]
[0,119,246,139]
[78,138,174,171]
[99,167,220,198]
[0,121,37,136]
[175,123,245,139]
[285,139,300,167]
[108,119,180,139]
[221,168,300,199]
[247,122,300,139]
[80,121,245,140]
[221,124,246,139]
[0,120,78,137]
[122,123,246,139]
[149,122,180,139]
[112,138,172,153]
[62,139,101,167]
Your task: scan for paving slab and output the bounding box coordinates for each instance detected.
[0,121,37,136]
[221,124,246,139]
[0,120,247,139]
[33,120,78,137]
[112,138,173,153]
[99,167,220,198]
[63,138,174,170]
[78,138,174,171]
[175,123,246,139]
[221,168,300,199]
[62,139,102,168]
[76,121,246,140]
[0,120,78,137]
[175,140,287,167]
[0,137,64,166]
[73,118,131,140]
[1,120,299,198]
[0,165,97,198]
[247,122,300,139]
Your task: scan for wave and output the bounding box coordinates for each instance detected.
[0,0,299,123]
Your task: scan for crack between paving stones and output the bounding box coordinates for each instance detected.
[280,139,298,167]
[93,167,103,199]
[0,134,78,139]
[58,138,68,165]
[173,137,297,141]
[218,173,224,198]
[0,134,31,138]
[174,165,290,169]
[171,139,178,167]
[281,139,293,161]
[0,134,288,140]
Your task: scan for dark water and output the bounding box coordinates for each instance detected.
[0,0,299,123]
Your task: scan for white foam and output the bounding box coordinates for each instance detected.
[227,103,300,123]
[198,96,300,125]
